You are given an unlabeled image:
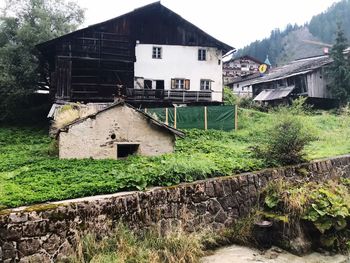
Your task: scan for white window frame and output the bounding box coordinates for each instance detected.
[152,46,162,59]
[175,79,185,89]
[198,48,206,61]
[200,79,211,91]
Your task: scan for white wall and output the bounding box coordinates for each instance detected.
[134,44,223,102]
[232,79,253,97]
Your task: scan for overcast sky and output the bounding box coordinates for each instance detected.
[0,0,340,48]
[77,0,340,49]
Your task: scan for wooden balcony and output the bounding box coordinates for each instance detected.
[126,89,212,103]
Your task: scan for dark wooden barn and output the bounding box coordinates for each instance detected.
[37,2,232,106]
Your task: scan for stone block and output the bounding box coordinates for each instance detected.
[214,210,227,224]
[9,213,28,224]
[208,199,221,215]
[213,181,224,197]
[42,234,61,254]
[0,225,22,241]
[230,178,240,192]
[2,242,16,260]
[23,221,47,237]
[222,179,232,196]
[205,181,215,197]
[19,253,51,263]
[18,239,41,257]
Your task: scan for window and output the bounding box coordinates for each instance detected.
[152,46,162,59]
[198,48,206,61]
[200,79,211,90]
[171,79,190,90]
[116,143,139,159]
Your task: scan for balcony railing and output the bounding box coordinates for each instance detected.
[126,89,212,103]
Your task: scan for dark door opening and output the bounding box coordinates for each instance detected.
[144,80,152,89]
[155,80,164,99]
[117,143,139,159]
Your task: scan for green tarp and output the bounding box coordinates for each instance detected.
[146,105,236,131]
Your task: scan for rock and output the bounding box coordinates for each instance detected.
[9,213,28,223]
[18,239,41,257]
[208,199,222,215]
[19,253,50,263]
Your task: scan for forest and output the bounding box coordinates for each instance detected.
[235,0,350,66]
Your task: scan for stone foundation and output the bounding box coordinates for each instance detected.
[1,155,350,262]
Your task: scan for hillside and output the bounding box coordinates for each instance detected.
[1,109,350,209]
[236,0,350,66]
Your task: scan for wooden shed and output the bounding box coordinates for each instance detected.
[57,102,184,159]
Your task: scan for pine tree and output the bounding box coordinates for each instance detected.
[328,23,350,106]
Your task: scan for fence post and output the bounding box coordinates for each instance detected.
[204,106,208,130]
[174,107,177,129]
[234,105,238,131]
[165,108,168,125]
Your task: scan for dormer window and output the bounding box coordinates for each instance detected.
[198,48,206,61]
[152,46,162,59]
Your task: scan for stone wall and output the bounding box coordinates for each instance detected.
[1,155,350,262]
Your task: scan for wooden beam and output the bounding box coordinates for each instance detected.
[234,105,238,131]
[204,106,208,130]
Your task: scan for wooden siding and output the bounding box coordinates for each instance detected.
[307,68,332,98]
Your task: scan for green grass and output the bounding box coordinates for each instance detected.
[1,109,350,209]
[69,224,204,263]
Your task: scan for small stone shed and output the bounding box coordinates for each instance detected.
[57,102,184,159]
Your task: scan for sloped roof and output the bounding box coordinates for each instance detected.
[229,55,264,65]
[57,101,185,138]
[254,86,295,101]
[37,2,233,52]
[227,72,261,85]
[251,55,333,86]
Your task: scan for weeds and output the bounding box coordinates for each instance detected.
[69,224,204,263]
[1,108,350,209]
[261,179,350,252]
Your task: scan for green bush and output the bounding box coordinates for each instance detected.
[223,87,239,106]
[255,112,317,165]
[261,179,350,252]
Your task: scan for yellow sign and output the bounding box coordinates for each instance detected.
[259,64,268,74]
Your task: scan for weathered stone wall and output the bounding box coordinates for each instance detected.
[1,155,350,262]
[59,104,175,159]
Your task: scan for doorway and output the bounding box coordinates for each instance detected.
[155,80,164,99]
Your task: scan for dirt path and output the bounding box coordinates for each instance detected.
[202,245,350,263]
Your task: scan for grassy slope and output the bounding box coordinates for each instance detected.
[1,110,350,209]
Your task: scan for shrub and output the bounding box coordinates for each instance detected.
[254,113,317,165]
[223,87,239,105]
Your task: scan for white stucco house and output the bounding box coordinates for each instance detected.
[37,2,234,107]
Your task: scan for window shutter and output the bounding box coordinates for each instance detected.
[185,79,190,90]
[171,79,175,89]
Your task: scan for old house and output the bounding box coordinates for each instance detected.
[226,73,261,97]
[57,102,184,159]
[37,2,233,107]
[223,55,263,85]
[251,55,334,105]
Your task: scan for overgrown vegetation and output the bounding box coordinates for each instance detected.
[1,108,350,209]
[69,224,204,263]
[254,102,317,165]
[261,178,350,253]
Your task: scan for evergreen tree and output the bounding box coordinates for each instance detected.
[328,23,350,106]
